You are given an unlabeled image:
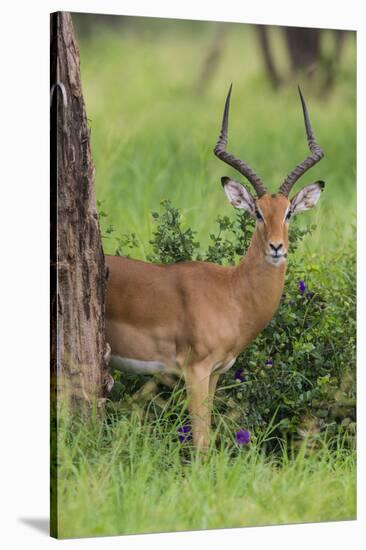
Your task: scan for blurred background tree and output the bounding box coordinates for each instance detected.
[257,25,347,92]
[71,14,349,96]
[196,23,347,94]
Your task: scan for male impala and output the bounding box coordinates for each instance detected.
[106,85,324,449]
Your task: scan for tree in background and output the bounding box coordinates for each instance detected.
[257,25,346,91]
[196,23,347,94]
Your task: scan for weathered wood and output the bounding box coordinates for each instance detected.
[50,11,108,405]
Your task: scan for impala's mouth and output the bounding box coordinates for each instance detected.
[265,252,287,265]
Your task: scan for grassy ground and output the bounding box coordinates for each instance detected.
[55,18,357,539]
[56,404,355,539]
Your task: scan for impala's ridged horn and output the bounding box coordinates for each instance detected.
[214,84,267,198]
[278,86,324,197]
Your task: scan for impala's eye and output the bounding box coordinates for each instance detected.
[255,209,263,222]
[285,210,292,222]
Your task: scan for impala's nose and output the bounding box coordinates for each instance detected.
[270,242,283,254]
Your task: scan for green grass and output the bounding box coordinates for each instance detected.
[56,403,355,539]
[55,17,357,539]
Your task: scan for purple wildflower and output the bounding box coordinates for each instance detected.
[306,291,315,300]
[235,429,251,445]
[265,358,273,367]
[234,368,245,382]
[298,280,306,294]
[178,425,192,443]
[281,292,287,302]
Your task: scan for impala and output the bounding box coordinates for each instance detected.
[105,85,325,449]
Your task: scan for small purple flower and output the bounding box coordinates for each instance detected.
[234,368,245,382]
[178,425,192,443]
[265,358,273,367]
[298,280,306,294]
[281,292,287,302]
[306,291,315,300]
[235,429,251,445]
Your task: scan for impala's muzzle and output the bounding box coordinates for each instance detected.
[265,241,288,265]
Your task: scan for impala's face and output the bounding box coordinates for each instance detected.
[222,176,324,267]
[255,193,290,266]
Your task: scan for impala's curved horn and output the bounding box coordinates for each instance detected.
[278,86,324,197]
[214,84,267,198]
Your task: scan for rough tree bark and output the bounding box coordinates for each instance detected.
[50,10,109,406]
[50,11,110,536]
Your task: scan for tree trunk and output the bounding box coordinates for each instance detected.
[50,10,108,405]
[256,25,282,89]
[194,23,229,95]
[50,11,109,536]
[283,27,321,76]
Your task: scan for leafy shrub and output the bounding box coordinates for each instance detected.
[105,200,356,448]
[220,244,356,449]
[147,200,201,263]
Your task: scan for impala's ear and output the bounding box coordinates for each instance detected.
[221,177,255,215]
[290,180,325,215]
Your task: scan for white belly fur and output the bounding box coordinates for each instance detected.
[212,357,237,374]
[109,355,168,374]
[110,355,236,376]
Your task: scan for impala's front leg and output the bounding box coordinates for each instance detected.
[184,363,212,451]
[208,372,220,429]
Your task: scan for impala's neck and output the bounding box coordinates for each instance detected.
[232,228,287,341]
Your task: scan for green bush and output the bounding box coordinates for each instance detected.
[221,243,356,448]
[105,199,356,448]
